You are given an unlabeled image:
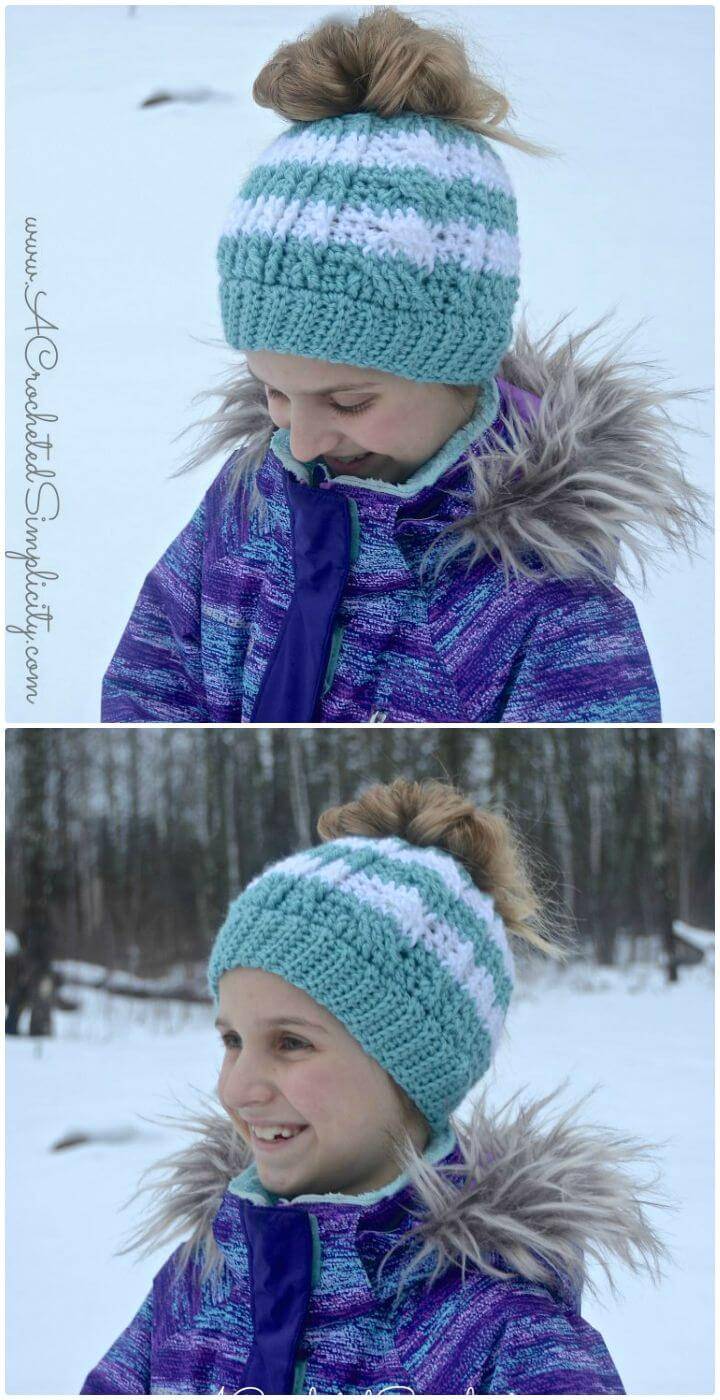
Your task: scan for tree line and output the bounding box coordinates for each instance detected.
[5,728,714,984]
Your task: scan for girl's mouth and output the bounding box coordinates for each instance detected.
[323,452,378,474]
[250,1124,310,1153]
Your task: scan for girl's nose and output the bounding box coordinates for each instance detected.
[287,405,344,464]
[290,429,343,464]
[221,1052,274,1109]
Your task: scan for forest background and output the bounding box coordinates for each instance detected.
[6,727,713,990]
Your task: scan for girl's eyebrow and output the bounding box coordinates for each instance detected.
[215,1015,328,1033]
[247,368,382,395]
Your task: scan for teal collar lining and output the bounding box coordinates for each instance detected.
[228,1122,457,1208]
[270,378,500,498]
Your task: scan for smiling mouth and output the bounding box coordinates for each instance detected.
[250,1124,310,1152]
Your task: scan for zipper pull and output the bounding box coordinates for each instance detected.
[369,710,388,723]
[310,459,331,488]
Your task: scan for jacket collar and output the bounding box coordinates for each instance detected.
[212,1125,462,1324]
[122,1083,669,1312]
[226,1121,457,1209]
[268,375,503,498]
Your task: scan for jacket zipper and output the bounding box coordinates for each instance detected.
[319,498,360,705]
[291,1212,322,1394]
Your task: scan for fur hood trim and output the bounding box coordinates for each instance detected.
[176,310,707,585]
[120,1082,673,1307]
[446,312,707,585]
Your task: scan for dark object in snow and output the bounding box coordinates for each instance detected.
[140,87,227,109]
[52,1132,92,1152]
[51,1125,143,1152]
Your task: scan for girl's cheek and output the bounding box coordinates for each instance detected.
[295,1064,348,1118]
[370,409,399,439]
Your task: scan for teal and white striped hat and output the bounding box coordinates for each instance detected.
[208,835,515,1133]
[217,110,519,386]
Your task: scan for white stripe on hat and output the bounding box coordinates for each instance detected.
[332,836,515,989]
[221,194,519,279]
[256,125,515,199]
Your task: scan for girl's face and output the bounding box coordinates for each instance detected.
[216,967,429,1198]
[245,349,477,487]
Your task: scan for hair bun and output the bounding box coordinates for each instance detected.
[252,6,548,156]
[317,777,564,957]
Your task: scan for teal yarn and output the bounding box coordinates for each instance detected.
[217,110,520,386]
[207,835,515,1134]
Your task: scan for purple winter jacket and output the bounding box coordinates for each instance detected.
[80,1089,666,1395]
[100,321,700,724]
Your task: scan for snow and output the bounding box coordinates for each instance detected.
[5,956,713,1394]
[5,6,713,722]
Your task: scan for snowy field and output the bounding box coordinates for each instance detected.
[5,5,714,722]
[5,956,714,1394]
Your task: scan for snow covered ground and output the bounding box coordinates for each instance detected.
[5,955,714,1394]
[5,5,714,722]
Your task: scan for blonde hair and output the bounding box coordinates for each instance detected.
[253,6,551,156]
[174,6,554,482]
[317,777,570,960]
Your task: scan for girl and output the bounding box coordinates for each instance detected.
[81,779,668,1395]
[100,8,705,725]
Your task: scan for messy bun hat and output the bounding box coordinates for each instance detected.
[216,9,527,398]
[207,781,535,1135]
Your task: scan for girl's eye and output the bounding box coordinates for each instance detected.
[220,1032,309,1052]
[265,387,371,416]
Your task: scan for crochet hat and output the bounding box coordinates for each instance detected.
[207,834,515,1134]
[216,110,519,386]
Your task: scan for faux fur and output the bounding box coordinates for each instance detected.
[119,1081,673,1308]
[174,310,708,584]
[450,312,708,584]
